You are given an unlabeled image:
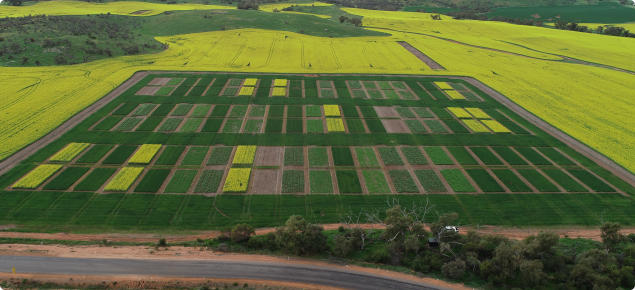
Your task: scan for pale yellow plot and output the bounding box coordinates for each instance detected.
[243,78,258,86]
[447,107,471,119]
[49,143,90,162]
[462,120,490,133]
[239,87,255,96]
[445,90,466,100]
[326,118,345,132]
[272,87,286,96]
[274,79,288,87]
[434,82,454,90]
[103,167,144,192]
[482,120,511,133]
[465,108,490,119]
[223,168,251,193]
[323,105,341,117]
[12,164,63,189]
[233,146,257,165]
[128,144,162,164]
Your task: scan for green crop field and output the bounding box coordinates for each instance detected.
[1,72,634,232]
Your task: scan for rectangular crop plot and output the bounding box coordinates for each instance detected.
[76,144,114,163]
[378,147,404,165]
[194,170,224,193]
[43,167,90,190]
[336,170,362,193]
[268,106,284,117]
[172,104,193,116]
[388,170,419,193]
[365,119,386,133]
[202,119,223,132]
[284,147,304,166]
[341,106,359,117]
[74,168,116,191]
[515,147,552,165]
[222,119,243,133]
[355,147,379,166]
[211,105,230,117]
[538,148,576,166]
[491,169,531,192]
[309,170,334,193]
[516,169,559,192]
[151,104,175,116]
[566,170,615,192]
[424,147,453,165]
[115,118,142,131]
[180,118,203,132]
[229,105,248,118]
[102,145,137,164]
[134,169,171,193]
[243,119,263,133]
[132,104,156,116]
[446,147,478,165]
[265,119,283,133]
[137,117,162,131]
[332,147,354,166]
[413,107,434,118]
[441,169,475,192]
[282,170,304,193]
[362,170,391,193]
[93,117,122,131]
[208,146,233,165]
[181,147,209,165]
[405,120,426,133]
[306,119,324,133]
[155,146,185,165]
[164,170,197,193]
[286,120,303,133]
[541,169,588,192]
[249,105,266,117]
[424,120,448,133]
[305,106,322,117]
[158,118,182,132]
[415,170,446,193]
[470,147,504,165]
[401,147,428,165]
[309,147,329,166]
[465,169,504,192]
[492,147,528,165]
[346,119,366,133]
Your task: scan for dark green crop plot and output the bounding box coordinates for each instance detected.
[396,107,415,118]
[73,193,124,225]
[102,145,137,164]
[151,104,175,116]
[346,119,366,133]
[194,170,224,193]
[287,106,303,118]
[206,87,223,96]
[306,120,324,133]
[337,88,352,98]
[485,2,635,24]
[108,194,156,227]
[42,167,90,191]
[284,147,304,166]
[378,147,404,165]
[541,169,588,192]
[181,147,209,166]
[446,147,478,165]
[112,103,138,115]
[141,195,184,227]
[442,120,470,133]
[286,120,303,133]
[342,106,360,117]
[38,192,94,223]
[492,169,531,192]
[424,147,453,165]
[164,170,197,193]
[515,147,552,165]
[306,106,322,117]
[352,90,367,99]
[424,120,448,133]
[136,117,163,131]
[201,119,223,132]
[268,106,285,118]
[155,146,185,166]
[73,168,116,191]
[405,120,426,133]
[309,147,329,166]
[430,107,452,118]
[332,147,354,166]
[309,170,334,194]
[538,148,576,166]
[306,88,319,98]
[516,169,559,192]
[465,169,504,192]
[389,170,419,193]
[492,147,528,165]
[567,170,615,192]
[441,169,475,192]
[367,90,383,99]
[211,105,230,117]
[76,145,114,163]
[93,117,122,131]
[134,169,171,193]
[499,121,530,134]
[401,147,428,165]
[336,170,362,193]
[359,106,378,118]
[415,170,447,193]
[282,170,304,193]
[5,191,62,221]
[265,119,283,133]
[365,119,386,133]
[482,109,508,120]
[207,146,233,165]
[470,147,504,165]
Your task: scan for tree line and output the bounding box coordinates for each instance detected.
[187,199,635,290]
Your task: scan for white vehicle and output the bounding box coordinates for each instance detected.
[445,226,460,234]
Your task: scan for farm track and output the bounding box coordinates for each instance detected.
[1,71,634,194]
[370,27,635,76]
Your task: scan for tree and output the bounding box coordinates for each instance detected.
[349,17,362,27]
[332,235,353,257]
[600,221,623,253]
[442,258,466,279]
[519,259,545,286]
[339,16,348,23]
[555,20,567,29]
[231,223,255,243]
[7,0,23,6]
[521,231,559,259]
[275,215,327,255]
[339,209,378,249]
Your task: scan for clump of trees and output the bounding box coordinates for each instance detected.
[337,16,362,26]
[554,21,634,37]
[215,198,635,289]
[236,1,259,10]
[447,10,543,27]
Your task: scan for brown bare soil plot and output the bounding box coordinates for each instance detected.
[147,77,171,85]
[374,106,400,118]
[135,86,161,95]
[382,119,410,133]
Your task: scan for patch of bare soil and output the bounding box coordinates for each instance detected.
[0,244,472,290]
[250,169,279,194]
[147,78,170,86]
[135,86,160,96]
[255,146,281,166]
[381,119,410,133]
[0,273,332,290]
[397,41,445,70]
[532,14,541,18]
[373,106,400,118]
[131,10,151,15]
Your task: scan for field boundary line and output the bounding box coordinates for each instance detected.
[0,71,150,176]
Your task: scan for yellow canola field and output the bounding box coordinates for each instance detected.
[223,168,252,193]
[323,105,341,117]
[104,167,144,191]
[11,164,63,189]
[462,120,489,133]
[0,1,234,17]
[344,8,635,72]
[447,107,471,119]
[49,143,90,162]
[128,144,162,164]
[259,2,331,12]
[465,108,490,119]
[2,24,635,173]
[232,145,257,165]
